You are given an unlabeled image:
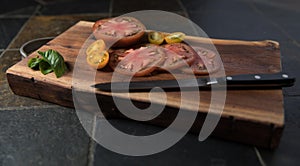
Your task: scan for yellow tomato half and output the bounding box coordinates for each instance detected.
[86,51,110,69]
[165,32,186,44]
[86,39,106,55]
[148,31,164,45]
[86,39,109,69]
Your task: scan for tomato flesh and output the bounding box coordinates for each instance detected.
[86,39,110,69]
[86,51,110,69]
[93,17,146,47]
[100,19,141,37]
[115,46,165,76]
[181,47,220,75]
[162,43,195,70]
[148,31,164,45]
[86,39,106,55]
[159,48,188,71]
[165,32,185,44]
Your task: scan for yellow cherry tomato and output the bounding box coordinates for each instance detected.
[86,39,106,55]
[165,32,185,44]
[86,50,110,69]
[86,39,109,69]
[148,31,164,45]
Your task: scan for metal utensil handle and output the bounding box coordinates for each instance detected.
[20,37,55,58]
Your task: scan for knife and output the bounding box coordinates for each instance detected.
[92,72,295,92]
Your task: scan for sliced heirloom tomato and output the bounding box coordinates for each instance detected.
[114,45,165,76]
[92,16,146,47]
[160,43,195,71]
[181,47,221,75]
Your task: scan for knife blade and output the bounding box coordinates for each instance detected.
[92,72,295,92]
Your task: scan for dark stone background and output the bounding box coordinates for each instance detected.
[0,0,299,165]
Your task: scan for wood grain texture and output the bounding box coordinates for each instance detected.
[6,21,284,148]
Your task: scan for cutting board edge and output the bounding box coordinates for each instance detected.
[6,71,74,108]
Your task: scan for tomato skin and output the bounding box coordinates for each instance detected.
[92,17,146,48]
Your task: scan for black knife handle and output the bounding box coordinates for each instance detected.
[218,72,295,89]
[93,72,295,92]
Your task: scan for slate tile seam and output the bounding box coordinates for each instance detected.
[283,93,300,97]
[87,139,97,166]
[87,114,98,166]
[35,12,110,17]
[249,0,300,15]
[254,147,267,166]
[4,5,42,51]
[248,0,300,47]
[108,0,114,17]
[177,0,190,18]
[0,105,62,111]
[0,15,32,19]
[0,6,37,18]
[0,49,20,59]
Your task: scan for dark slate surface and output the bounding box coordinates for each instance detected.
[279,41,300,96]
[39,0,110,15]
[183,0,300,95]
[0,107,90,166]
[252,0,300,41]
[185,0,287,41]
[183,0,300,166]
[258,96,300,166]
[0,0,37,15]
[0,19,28,49]
[93,119,260,166]
[7,15,108,49]
[112,0,183,14]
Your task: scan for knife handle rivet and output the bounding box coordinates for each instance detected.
[282,74,289,78]
[254,75,261,79]
[226,76,233,80]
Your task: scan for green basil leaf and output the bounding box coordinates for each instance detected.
[28,57,42,70]
[39,60,53,75]
[38,49,67,78]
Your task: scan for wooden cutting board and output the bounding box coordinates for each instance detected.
[6,21,284,148]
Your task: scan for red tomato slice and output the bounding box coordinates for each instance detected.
[181,47,220,75]
[114,46,165,76]
[93,16,146,47]
[160,43,195,71]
